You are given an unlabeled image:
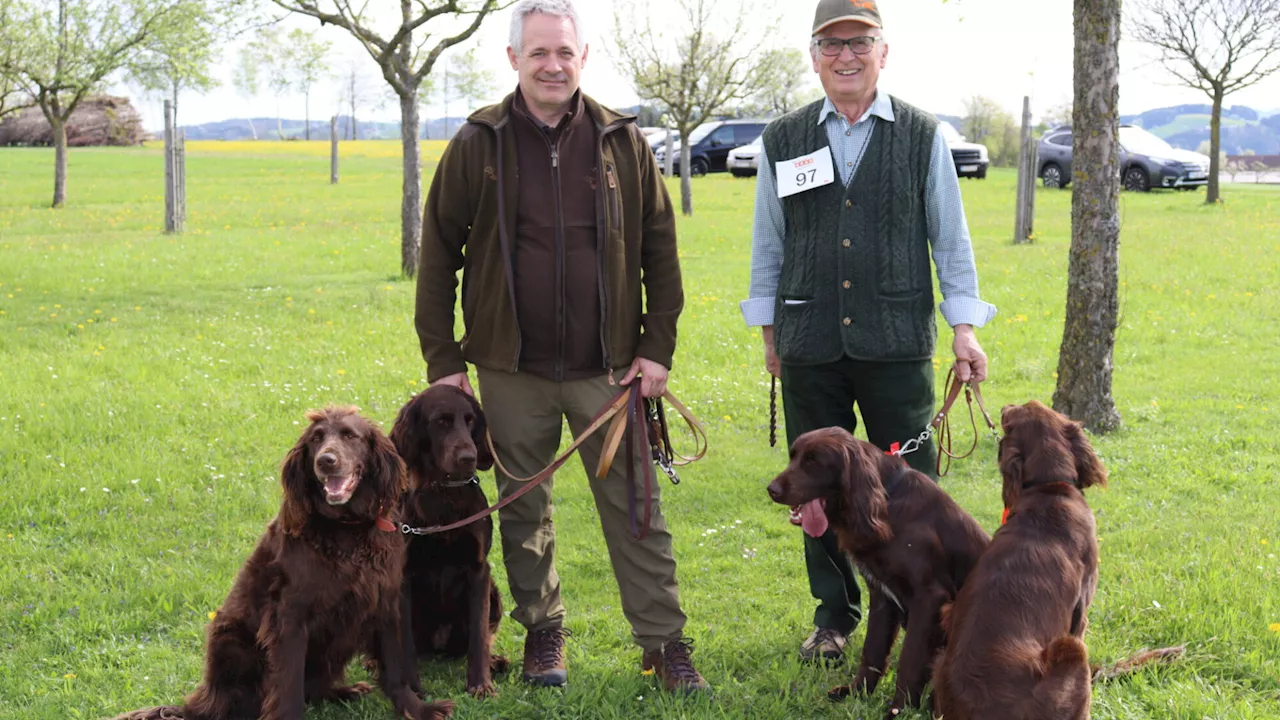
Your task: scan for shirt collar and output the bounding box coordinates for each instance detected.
[818,88,894,126]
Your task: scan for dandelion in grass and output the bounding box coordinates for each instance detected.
[209,611,218,621]
[1270,623,1280,633]
[64,673,76,679]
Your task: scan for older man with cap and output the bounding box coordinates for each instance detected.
[740,0,997,663]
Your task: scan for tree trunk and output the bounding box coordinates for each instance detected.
[52,118,68,208]
[305,88,311,141]
[1053,0,1122,434]
[1206,87,1223,204]
[246,118,258,140]
[679,137,693,216]
[399,88,422,277]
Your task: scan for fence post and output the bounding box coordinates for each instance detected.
[163,98,176,230]
[664,127,675,178]
[330,115,339,185]
[1014,96,1035,244]
[176,128,186,233]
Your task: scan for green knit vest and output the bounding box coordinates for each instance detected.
[762,96,938,364]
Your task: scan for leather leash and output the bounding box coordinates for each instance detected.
[401,386,706,540]
[919,368,999,476]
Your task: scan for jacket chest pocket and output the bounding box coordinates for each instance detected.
[606,164,621,233]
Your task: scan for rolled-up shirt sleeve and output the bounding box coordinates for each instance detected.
[926,128,998,328]
[740,143,786,327]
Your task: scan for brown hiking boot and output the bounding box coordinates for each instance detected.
[522,627,570,687]
[799,627,847,664]
[642,637,710,694]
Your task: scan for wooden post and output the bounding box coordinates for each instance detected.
[164,100,176,233]
[175,128,186,233]
[330,115,339,185]
[1014,96,1035,244]
[664,127,675,178]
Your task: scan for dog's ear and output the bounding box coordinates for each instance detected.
[279,420,317,537]
[389,394,428,473]
[465,391,493,472]
[1065,420,1107,490]
[839,438,892,544]
[998,434,1025,510]
[367,422,408,507]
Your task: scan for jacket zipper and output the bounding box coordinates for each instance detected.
[596,120,631,373]
[549,138,565,382]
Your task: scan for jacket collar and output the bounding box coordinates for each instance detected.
[818,87,895,126]
[469,87,636,134]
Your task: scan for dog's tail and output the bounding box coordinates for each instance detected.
[1091,645,1185,683]
[111,707,185,720]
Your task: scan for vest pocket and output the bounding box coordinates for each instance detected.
[774,297,842,365]
[874,290,935,359]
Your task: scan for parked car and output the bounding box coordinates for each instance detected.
[727,134,763,177]
[654,119,769,176]
[1037,124,1210,191]
[645,128,679,151]
[939,121,989,179]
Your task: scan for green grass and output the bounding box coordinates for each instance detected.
[1,143,1279,720]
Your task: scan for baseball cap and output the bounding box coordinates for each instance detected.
[812,0,883,35]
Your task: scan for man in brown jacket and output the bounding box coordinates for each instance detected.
[413,0,706,694]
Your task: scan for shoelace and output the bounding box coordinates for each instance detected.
[531,627,572,668]
[809,627,843,649]
[663,638,701,681]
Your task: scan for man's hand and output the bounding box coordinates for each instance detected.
[952,324,988,384]
[619,357,669,398]
[432,372,475,397]
[762,325,781,379]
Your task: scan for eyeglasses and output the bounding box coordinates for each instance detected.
[812,36,880,57]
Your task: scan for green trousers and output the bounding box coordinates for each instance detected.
[781,357,938,634]
[476,368,687,652]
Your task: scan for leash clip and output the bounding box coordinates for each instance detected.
[654,451,681,485]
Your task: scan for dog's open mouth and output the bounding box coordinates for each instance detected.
[322,474,359,505]
[790,499,828,538]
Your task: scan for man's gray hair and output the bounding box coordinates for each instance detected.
[509,0,585,55]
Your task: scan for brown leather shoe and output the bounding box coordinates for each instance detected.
[521,627,570,687]
[641,637,710,693]
[799,627,848,664]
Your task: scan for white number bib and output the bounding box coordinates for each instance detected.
[776,147,836,199]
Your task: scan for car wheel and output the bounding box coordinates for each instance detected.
[1123,166,1150,192]
[976,167,987,180]
[691,157,709,177]
[1041,163,1066,189]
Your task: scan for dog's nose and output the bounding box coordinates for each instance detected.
[766,481,782,501]
[316,452,338,471]
[456,449,477,467]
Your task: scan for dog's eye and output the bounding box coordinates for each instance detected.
[341,429,357,439]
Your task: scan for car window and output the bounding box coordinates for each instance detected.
[1049,133,1072,146]
[734,125,763,145]
[1119,126,1176,156]
[707,125,736,147]
[687,123,715,144]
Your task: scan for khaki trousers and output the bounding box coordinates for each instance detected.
[476,368,687,652]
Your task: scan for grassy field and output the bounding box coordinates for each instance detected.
[1,141,1278,720]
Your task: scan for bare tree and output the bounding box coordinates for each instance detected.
[0,2,33,120]
[1053,0,1122,433]
[612,0,779,216]
[0,0,178,207]
[961,95,1003,145]
[287,27,331,140]
[241,27,293,140]
[230,48,260,139]
[1129,0,1280,203]
[428,45,494,138]
[337,56,380,140]
[271,0,507,278]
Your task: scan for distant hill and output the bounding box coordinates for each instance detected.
[1120,103,1280,155]
[176,115,470,142]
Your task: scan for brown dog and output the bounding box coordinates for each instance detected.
[115,407,453,720]
[390,385,507,698]
[766,427,989,719]
[932,400,1107,720]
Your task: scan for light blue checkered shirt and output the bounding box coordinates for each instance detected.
[739,89,997,330]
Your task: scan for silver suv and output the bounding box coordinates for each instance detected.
[1038,124,1210,191]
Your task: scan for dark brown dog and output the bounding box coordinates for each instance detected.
[932,400,1107,720]
[390,385,507,698]
[766,427,989,719]
[115,407,453,720]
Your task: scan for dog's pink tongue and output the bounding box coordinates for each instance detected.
[799,499,828,537]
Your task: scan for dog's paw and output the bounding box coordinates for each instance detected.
[466,680,498,699]
[827,684,855,702]
[330,682,374,702]
[490,654,511,674]
[409,699,455,720]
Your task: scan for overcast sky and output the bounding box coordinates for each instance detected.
[116,0,1280,131]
